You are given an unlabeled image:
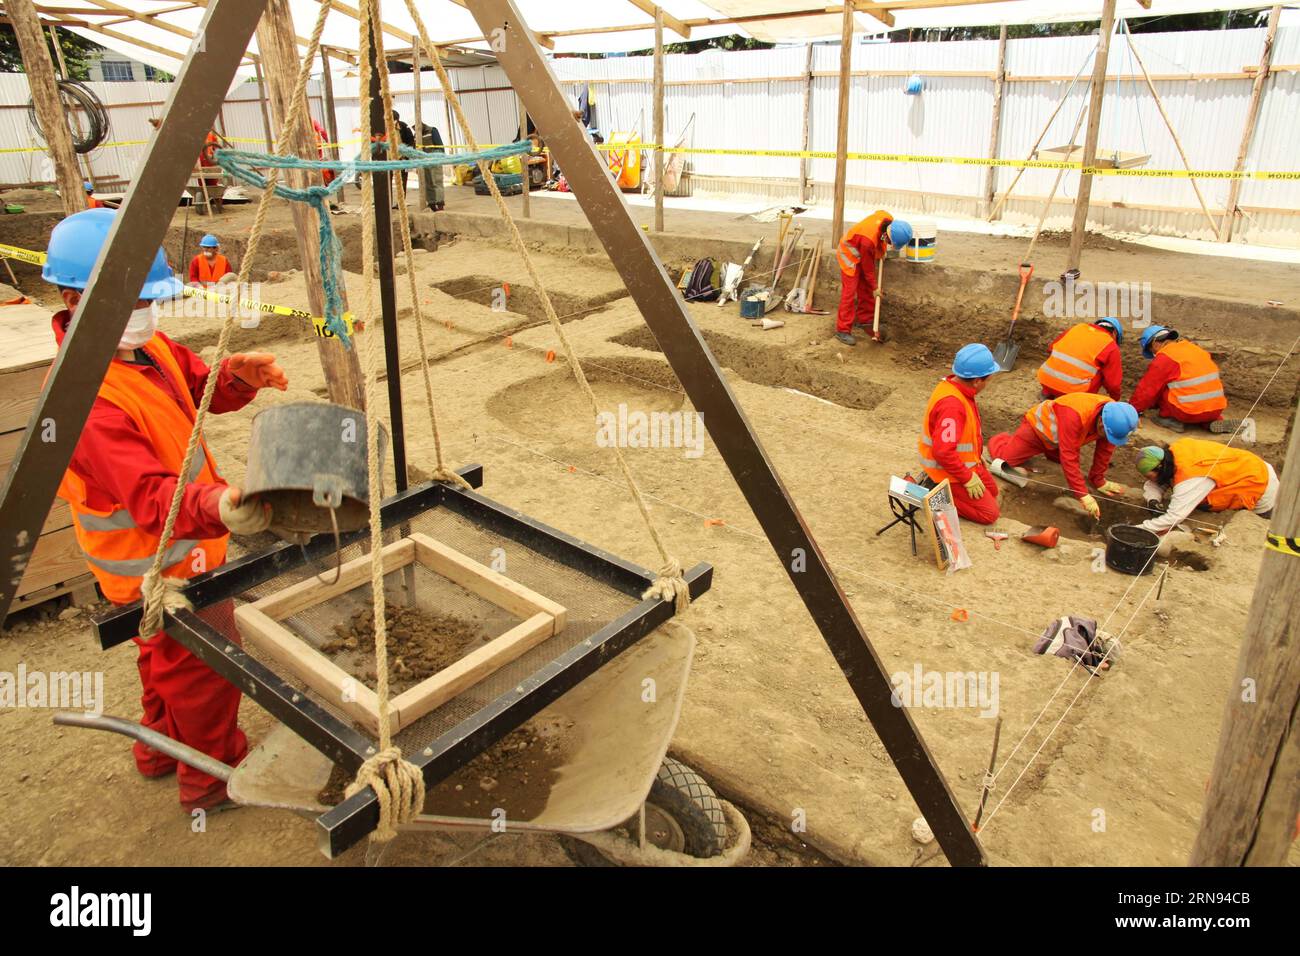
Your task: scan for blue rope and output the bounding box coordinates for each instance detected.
[212,140,531,344]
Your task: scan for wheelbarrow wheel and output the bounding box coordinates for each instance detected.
[647,757,728,857]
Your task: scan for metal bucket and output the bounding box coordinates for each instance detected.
[243,402,388,538]
[1105,523,1159,575]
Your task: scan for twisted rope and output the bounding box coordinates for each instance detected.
[401,0,690,612]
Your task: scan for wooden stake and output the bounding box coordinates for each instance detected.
[1066,0,1116,275]
[982,25,1007,219]
[1219,5,1281,242]
[8,0,85,216]
[1123,25,1219,238]
[517,92,530,219]
[972,715,1003,831]
[413,42,428,211]
[1190,395,1300,865]
[653,7,665,233]
[831,2,853,245]
[800,41,815,205]
[256,0,365,410]
[253,59,275,151]
[320,45,344,200]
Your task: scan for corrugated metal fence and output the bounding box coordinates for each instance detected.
[3,25,1297,245]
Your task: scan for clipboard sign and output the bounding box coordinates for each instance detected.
[923,479,971,572]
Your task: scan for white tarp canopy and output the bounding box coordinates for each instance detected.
[32,0,1291,80]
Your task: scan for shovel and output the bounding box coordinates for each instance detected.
[992,262,1034,371]
[766,227,803,314]
[870,256,885,342]
[719,237,762,307]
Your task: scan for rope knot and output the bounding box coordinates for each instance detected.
[642,557,691,614]
[344,746,426,843]
[139,569,194,637]
[431,467,474,491]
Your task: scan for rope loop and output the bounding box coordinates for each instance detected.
[642,557,692,614]
[344,746,426,843]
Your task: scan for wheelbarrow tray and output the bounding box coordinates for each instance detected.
[229,622,696,835]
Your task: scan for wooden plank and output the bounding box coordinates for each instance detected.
[1220,5,1281,242]
[388,611,555,730]
[652,8,663,233]
[409,533,566,631]
[16,526,86,596]
[9,569,96,612]
[1,430,71,533]
[234,603,383,733]
[253,537,414,620]
[0,305,59,375]
[1,366,51,434]
[831,2,854,246]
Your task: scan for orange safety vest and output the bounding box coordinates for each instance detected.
[1170,437,1268,512]
[1037,323,1113,394]
[1026,392,1109,448]
[918,379,981,483]
[1161,340,1226,416]
[192,253,230,284]
[837,210,893,275]
[57,335,228,605]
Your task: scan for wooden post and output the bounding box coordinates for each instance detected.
[253,59,275,150]
[983,24,1008,219]
[48,25,97,190]
[256,0,365,410]
[1190,397,1300,866]
[9,0,84,215]
[831,2,854,245]
[1065,0,1116,275]
[653,7,664,233]
[413,43,428,211]
[319,45,344,201]
[1220,5,1281,243]
[517,92,530,219]
[800,41,814,205]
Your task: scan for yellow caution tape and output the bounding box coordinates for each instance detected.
[0,241,352,339]
[1265,532,1300,557]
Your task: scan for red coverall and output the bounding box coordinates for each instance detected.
[54,312,255,810]
[312,119,335,186]
[836,213,891,335]
[927,377,1000,524]
[987,404,1116,499]
[1129,352,1223,424]
[1040,328,1123,399]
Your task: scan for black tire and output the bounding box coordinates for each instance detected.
[645,757,728,858]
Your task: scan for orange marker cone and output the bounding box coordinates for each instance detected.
[1022,526,1060,548]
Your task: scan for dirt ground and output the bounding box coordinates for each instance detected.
[1,191,1297,868]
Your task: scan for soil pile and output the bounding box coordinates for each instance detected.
[322,603,485,694]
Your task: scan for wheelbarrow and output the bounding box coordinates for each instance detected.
[53,622,750,867]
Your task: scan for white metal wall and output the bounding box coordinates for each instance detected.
[2,25,1297,244]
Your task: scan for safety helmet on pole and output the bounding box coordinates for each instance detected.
[41,208,184,301]
[1140,325,1178,360]
[952,343,1001,379]
[199,234,220,248]
[887,219,913,250]
[1094,316,1123,344]
[1101,401,1139,446]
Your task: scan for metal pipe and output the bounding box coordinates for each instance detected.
[53,712,234,782]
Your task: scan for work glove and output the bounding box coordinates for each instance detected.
[1079,494,1101,521]
[964,472,986,500]
[219,486,271,535]
[228,352,288,391]
[1096,480,1126,497]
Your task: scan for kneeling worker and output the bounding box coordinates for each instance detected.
[1037,316,1123,399]
[188,234,234,286]
[988,394,1138,521]
[1135,440,1277,535]
[835,210,911,346]
[1130,326,1246,435]
[918,344,1002,524]
[45,208,288,812]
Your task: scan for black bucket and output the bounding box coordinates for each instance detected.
[1105,524,1160,575]
[243,401,388,538]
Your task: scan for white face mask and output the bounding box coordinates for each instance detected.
[119,305,158,350]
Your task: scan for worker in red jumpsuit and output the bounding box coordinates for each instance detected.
[834,210,912,346]
[312,118,336,186]
[197,129,223,213]
[44,209,288,812]
[988,394,1138,521]
[1037,317,1124,399]
[1130,325,1246,435]
[918,344,1003,524]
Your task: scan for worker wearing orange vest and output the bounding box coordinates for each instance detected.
[1131,326,1245,435]
[188,234,233,285]
[835,211,912,346]
[918,344,1003,524]
[1135,440,1277,535]
[43,209,288,812]
[988,393,1139,520]
[1037,317,1123,399]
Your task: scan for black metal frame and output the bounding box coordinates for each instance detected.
[92,463,712,856]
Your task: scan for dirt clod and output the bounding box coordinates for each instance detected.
[321,603,485,694]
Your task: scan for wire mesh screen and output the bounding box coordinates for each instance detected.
[197,506,642,753]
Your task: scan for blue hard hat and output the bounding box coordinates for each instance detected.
[904,74,924,95]
[1140,324,1178,360]
[1094,316,1123,345]
[41,208,184,301]
[83,181,93,192]
[952,343,1000,379]
[199,234,220,248]
[888,219,914,249]
[1101,401,1139,446]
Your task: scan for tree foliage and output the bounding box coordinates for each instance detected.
[0,25,101,79]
